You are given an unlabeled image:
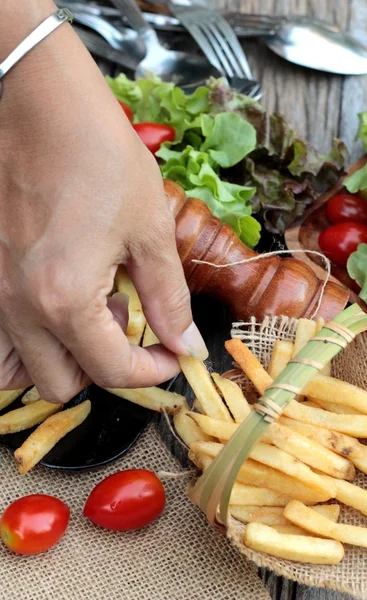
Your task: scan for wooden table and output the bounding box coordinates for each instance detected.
[95,1,367,598]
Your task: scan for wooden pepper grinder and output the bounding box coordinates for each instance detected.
[164,180,350,322]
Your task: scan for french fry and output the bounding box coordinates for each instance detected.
[173,406,213,446]
[309,398,362,415]
[268,341,294,379]
[142,324,160,347]
[225,339,272,395]
[231,505,289,526]
[107,386,186,413]
[21,387,41,405]
[284,500,367,548]
[350,446,367,475]
[292,318,317,357]
[211,372,251,423]
[192,398,205,414]
[250,442,335,498]
[178,356,232,422]
[303,375,367,415]
[0,400,61,434]
[229,483,292,507]
[190,443,331,503]
[244,523,344,564]
[0,389,26,411]
[279,416,363,459]
[319,474,367,516]
[233,504,340,526]
[272,524,312,536]
[315,317,331,376]
[190,413,354,480]
[284,399,367,437]
[301,400,323,409]
[115,266,146,345]
[263,422,355,481]
[14,400,91,474]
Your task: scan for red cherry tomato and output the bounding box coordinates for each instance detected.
[83,469,165,531]
[318,222,367,266]
[133,123,175,155]
[118,100,133,122]
[0,495,70,555]
[326,193,367,225]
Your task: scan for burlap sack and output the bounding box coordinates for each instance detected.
[225,316,367,600]
[0,423,271,600]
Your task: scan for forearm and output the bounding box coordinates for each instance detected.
[0,1,57,54]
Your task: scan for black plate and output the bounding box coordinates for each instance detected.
[0,386,152,471]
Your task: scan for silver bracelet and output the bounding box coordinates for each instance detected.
[0,8,73,99]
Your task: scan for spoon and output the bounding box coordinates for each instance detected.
[108,0,223,88]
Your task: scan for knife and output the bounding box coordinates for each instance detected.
[73,25,138,70]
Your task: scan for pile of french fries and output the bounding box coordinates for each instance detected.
[168,318,367,566]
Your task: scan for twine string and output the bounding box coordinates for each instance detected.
[192,249,331,320]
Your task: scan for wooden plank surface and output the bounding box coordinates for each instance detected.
[93,1,366,597]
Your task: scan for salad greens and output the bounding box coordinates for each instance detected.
[107,74,347,247]
[347,244,367,302]
[344,111,367,195]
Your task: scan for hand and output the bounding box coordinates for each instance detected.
[0,5,208,402]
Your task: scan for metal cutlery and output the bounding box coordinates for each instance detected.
[74,25,139,70]
[167,2,262,99]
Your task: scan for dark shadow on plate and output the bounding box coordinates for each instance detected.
[0,386,152,472]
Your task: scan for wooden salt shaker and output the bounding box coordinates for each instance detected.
[164,180,350,322]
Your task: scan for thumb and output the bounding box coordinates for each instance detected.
[127,228,208,361]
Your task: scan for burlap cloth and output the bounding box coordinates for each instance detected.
[227,316,367,600]
[0,423,270,600]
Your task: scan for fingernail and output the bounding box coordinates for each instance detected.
[181,322,209,361]
[112,292,130,308]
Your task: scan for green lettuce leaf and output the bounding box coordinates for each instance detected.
[357,112,367,151]
[200,113,256,167]
[347,243,367,301]
[344,163,367,193]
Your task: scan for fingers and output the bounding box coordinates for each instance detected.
[54,301,180,389]
[127,219,208,362]
[12,327,90,403]
[0,325,32,389]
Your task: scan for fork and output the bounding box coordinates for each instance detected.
[165,2,263,99]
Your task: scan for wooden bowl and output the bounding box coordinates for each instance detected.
[285,156,367,311]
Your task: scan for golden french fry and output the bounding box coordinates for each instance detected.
[244,523,344,565]
[303,375,367,414]
[188,412,237,440]
[284,399,367,437]
[142,324,160,347]
[115,266,146,345]
[211,372,251,423]
[279,416,363,459]
[178,356,232,422]
[190,443,331,503]
[284,500,367,548]
[0,400,61,434]
[173,406,213,446]
[14,401,91,474]
[107,386,186,413]
[229,483,292,507]
[292,319,317,357]
[192,398,205,414]
[250,442,335,498]
[309,398,362,415]
[225,339,272,395]
[350,446,367,475]
[263,422,355,481]
[233,504,340,526]
[272,524,312,536]
[301,400,323,409]
[21,387,41,405]
[0,389,26,411]
[190,413,353,481]
[268,341,294,379]
[231,505,289,526]
[319,473,367,516]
